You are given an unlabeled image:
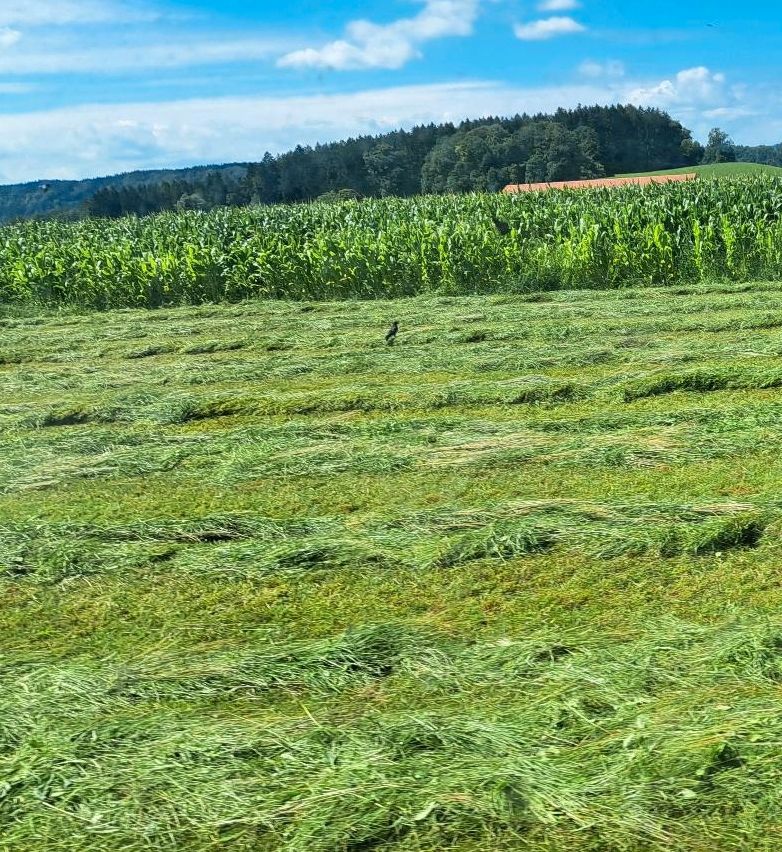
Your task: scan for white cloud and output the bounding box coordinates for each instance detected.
[0,36,290,75]
[623,66,761,136]
[0,0,299,77]
[514,17,586,40]
[0,28,21,48]
[538,0,581,10]
[579,59,625,78]
[0,67,772,184]
[278,0,480,70]
[703,106,754,120]
[0,1,155,27]
[627,66,727,107]
[0,82,32,93]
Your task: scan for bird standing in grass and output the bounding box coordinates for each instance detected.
[385,321,399,345]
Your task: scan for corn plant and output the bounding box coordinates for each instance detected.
[2,175,782,309]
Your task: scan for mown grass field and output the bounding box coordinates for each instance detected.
[6,279,782,849]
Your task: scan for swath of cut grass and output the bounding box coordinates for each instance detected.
[123,343,179,359]
[183,339,247,355]
[434,523,557,567]
[623,368,782,401]
[7,618,782,850]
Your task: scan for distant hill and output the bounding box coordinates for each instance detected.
[619,163,782,178]
[0,163,249,223]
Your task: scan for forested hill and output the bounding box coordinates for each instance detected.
[0,105,711,222]
[736,142,782,167]
[0,164,249,223]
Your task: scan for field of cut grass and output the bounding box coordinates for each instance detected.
[8,281,782,849]
[619,162,782,178]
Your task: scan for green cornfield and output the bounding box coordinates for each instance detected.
[4,175,782,309]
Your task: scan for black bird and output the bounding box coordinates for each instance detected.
[385,320,399,345]
[491,214,511,236]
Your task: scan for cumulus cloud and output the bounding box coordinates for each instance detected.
[579,59,625,78]
[514,17,586,40]
[538,0,581,10]
[627,66,727,107]
[623,66,759,134]
[278,0,480,70]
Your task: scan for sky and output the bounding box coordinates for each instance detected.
[0,0,780,183]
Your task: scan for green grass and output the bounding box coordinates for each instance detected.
[9,281,782,849]
[619,162,782,178]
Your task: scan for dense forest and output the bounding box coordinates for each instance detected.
[85,105,703,218]
[736,142,782,167]
[0,103,778,223]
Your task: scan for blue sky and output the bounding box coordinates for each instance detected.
[0,0,780,182]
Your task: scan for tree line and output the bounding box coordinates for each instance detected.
[79,106,770,219]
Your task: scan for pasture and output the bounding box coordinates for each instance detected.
[619,162,782,178]
[5,280,782,849]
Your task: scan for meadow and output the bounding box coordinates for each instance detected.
[3,174,782,310]
[620,162,782,178]
[6,278,782,849]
